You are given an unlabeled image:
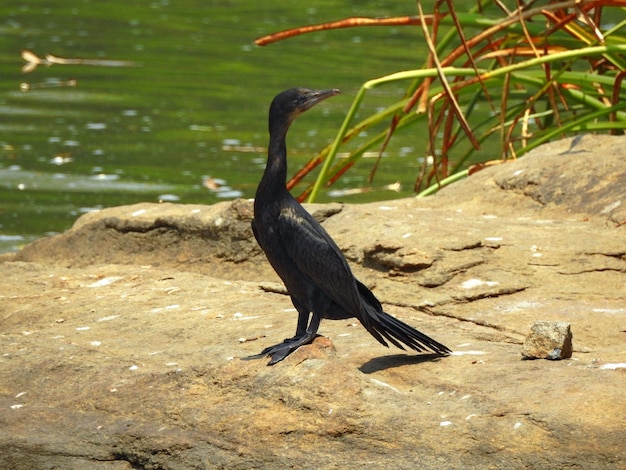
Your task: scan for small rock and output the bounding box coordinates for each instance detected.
[522,320,573,360]
[288,336,336,364]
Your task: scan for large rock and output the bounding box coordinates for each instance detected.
[1,135,625,469]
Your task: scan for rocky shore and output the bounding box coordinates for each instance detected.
[1,135,625,469]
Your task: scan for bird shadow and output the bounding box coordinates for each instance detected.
[359,353,445,374]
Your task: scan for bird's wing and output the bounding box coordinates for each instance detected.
[276,205,361,310]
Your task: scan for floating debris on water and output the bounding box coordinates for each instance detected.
[21,49,138,74]
[158,194,180,202]
[49,154,73,165]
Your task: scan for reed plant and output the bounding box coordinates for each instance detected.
[256,0,626,201]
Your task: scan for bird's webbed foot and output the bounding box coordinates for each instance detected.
[242,309,323,365]
[242,334,321,365]
[280,334,307,344]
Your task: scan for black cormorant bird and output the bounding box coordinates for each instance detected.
[249,87,451,365]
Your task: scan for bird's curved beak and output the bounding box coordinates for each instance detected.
[302,88,340,111]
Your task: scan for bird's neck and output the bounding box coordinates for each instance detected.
[266,133,288,180]
[258,122,291,197]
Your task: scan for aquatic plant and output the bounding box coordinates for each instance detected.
[256,0,626,201]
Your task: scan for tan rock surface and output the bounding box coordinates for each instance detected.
[1,135,625,469]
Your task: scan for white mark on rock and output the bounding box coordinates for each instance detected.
[599,363,626,370]
[592,308,625,314]
[501,301,542,313]
[131,209,146,217]
[233,312,259,320]
[460,279,499,289]
[76,326,91,331]
[600,199,621,214]
[97,315,119,322]
[513,422,522,429]
[440,421,452,427]
[86,276,123,288]
[370,378,401,394]
[450,350,486,356]
[151,305,180,313]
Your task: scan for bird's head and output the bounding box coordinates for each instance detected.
[270,87,340,126]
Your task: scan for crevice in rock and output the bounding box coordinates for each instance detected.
[452,285,528,302]
[583,250,626,260]
[440,240,483,251]
[306,202,344,223]
[419,306,529,340]
[109,453,147,470]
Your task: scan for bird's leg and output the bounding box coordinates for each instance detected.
[282,301,310,342]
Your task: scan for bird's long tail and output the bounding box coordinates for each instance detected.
[356,281,451,355]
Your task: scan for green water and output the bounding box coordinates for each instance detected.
[0,0,460,252]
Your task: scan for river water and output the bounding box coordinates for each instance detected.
[1,0,453,252]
